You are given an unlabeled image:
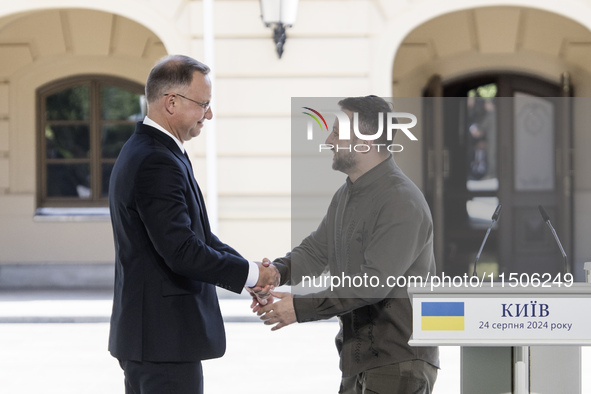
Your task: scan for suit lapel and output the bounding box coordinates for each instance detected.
[135,122,210,234]
[180,151,210,234]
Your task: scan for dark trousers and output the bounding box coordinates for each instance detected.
[119,360,203,394]
[339,360,438,394]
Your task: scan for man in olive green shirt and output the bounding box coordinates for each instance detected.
[256,96,439,393]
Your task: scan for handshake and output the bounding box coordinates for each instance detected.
[248,258,280,305]
[245,258,296,331]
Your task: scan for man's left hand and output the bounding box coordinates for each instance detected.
[257,291,296,331]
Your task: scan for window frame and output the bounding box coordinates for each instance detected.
[36,75,144,208]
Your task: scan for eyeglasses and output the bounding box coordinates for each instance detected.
[164,93,210,111]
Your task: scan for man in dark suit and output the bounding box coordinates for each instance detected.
[108,55,279,394]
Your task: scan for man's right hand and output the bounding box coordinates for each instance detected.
[247,258,280,305]
[255,258,280,289]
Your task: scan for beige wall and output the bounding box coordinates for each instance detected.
[0,8,165,264]
[0,1,378,266]
[1,0,591,273]
[388,4,591,273]
[173,0,380,260]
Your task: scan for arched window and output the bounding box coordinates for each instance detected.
[37,76,144,208]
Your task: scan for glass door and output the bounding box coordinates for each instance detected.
[424,74,572,277]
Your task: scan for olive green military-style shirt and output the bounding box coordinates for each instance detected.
[274,155,439,377]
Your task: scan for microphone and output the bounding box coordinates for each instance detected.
[491,204,502,221]
[538,205,551,222]
[472,204,502,277]
[538,205,568,274]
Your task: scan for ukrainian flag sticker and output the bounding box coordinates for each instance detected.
[421,302,465,331]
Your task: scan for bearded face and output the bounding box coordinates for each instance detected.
[332,146,357,173]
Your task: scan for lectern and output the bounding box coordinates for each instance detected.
[408,283,591,393]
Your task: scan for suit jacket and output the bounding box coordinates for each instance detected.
[108,121,249,362]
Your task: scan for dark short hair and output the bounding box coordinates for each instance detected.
[145,55,210,103]
[338,95,394,146]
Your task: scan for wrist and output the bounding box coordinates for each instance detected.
[244,260,259,287]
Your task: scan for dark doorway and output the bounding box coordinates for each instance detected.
[424,74,573,277]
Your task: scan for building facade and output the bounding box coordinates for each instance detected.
[1,0,591,286]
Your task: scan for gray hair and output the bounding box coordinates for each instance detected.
[145,55,210,103]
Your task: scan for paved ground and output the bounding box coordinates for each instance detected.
[0,289,587,393]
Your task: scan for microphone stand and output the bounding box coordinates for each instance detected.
[472,204,502,277]
[538,205,569,275]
